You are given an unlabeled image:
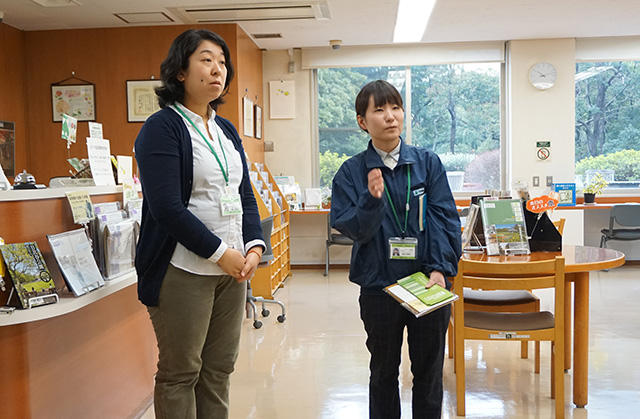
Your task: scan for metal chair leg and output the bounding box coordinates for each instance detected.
[324,241,329,276]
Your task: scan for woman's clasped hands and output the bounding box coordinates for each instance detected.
[217,247,262,282]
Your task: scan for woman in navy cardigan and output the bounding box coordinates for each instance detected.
[134,29,264,419]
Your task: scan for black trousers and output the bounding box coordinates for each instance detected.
[359,293,450,419]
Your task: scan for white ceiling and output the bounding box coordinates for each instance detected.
[0,0,639,50]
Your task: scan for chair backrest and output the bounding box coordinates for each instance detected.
[552,218,566,234]
[611,204,640,228]
[260,216,274,263]
[455,256,565,297]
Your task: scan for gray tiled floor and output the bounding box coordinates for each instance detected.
[142,265,640,418]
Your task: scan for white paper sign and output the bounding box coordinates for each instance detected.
[269,80,295,119]
[86,137,115,186]
[116,155,133,184]
[88,122,103,139]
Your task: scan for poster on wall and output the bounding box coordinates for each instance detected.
[243,96,254,137]
[269,80,295,119]
[51,84,96,122]
[126,80,162,122]
[0,120,15,177]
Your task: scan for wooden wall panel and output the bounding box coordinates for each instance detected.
[236,27,265,164]
[0,286,157,419]
[0,23,28,182]
[21,24,263,183]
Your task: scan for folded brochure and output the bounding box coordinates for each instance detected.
[384,271,458,317]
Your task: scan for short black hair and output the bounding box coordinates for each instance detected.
[156,29,235,110]
[355,80,404,118]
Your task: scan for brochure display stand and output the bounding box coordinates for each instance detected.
[249,163,291,299]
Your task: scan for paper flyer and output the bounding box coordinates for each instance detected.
[65,190,95,224]
[86,137,116,186]
[117,155,133,184]
[88,121,103,139]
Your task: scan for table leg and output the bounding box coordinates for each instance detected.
[564,277,573,371]
[573,272,589,408]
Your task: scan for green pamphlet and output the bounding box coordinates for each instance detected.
[384,272,458,318]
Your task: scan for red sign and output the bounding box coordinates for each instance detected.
[526,195,559,213]
[537,147,550,160]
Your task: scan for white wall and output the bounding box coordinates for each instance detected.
[262,49,314,187]
[263,49,352,264]
[507,39,576,192]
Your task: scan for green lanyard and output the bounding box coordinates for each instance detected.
[173,104,229,185]
[383,165,411,237]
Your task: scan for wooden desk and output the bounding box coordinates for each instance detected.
[462,245,625,407]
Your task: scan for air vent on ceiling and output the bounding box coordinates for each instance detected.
[31,0,81,7]
[115,12,175,24]
[169,1,330,24]
[252,33,283,39]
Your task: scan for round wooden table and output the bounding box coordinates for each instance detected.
[461,245,625,408]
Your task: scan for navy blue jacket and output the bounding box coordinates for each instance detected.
[330,140,461,293]
[134,107,263,306]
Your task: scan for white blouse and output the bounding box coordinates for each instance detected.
[169,103,264,276]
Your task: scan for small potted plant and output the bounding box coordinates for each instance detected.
[583,173,609,203]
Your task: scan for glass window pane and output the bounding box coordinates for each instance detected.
[318,66,406,188]
[410,63,501,191]
[575,61,640,190]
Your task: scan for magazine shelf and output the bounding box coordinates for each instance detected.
[249,163,291,299]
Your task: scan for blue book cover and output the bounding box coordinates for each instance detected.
[554,183,576,206]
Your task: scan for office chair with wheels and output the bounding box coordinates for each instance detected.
[246,216,286,329]
[325,215,353,276]
[600,204,640,248]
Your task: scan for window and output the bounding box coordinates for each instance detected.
[317,66,405,188]
[575,61,640,189]
[317,63,501,191]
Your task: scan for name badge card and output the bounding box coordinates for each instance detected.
[221,186,243,216]
[389,237,418,260]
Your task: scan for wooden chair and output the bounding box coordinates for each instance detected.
[453,257,565,418]
[553,218,566,235]
[448,217,567,370]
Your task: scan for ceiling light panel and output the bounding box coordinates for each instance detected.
[31,0,81,7]
[115,12,174,24]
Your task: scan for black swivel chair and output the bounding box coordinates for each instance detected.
[325,215,353,276]
[246,216,286,329]
[600,203,640,248]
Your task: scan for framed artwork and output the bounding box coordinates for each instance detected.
[126,80,162,122]
[243,96,254,137]
[0,120,15,177]
[254,105,262,139]
[51,84,96,122]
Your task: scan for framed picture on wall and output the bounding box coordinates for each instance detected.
[51,84,96,122]
[126,80,162,122]
[243,96,254,137]
[254,105,262,139]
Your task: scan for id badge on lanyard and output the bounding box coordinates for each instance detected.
[389,236,418,260]
[385,165,417,260]
[221,185,243,216]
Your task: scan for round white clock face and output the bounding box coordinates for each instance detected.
[529,62,557,90]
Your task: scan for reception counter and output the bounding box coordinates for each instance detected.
[0,186,156,419]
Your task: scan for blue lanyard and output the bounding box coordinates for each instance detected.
[173,105,229,185]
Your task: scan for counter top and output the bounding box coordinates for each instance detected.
[0,271,136,327]
[0,185,129,202]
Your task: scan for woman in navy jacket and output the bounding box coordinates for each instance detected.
[134,29,264,419]
[331,80,461,419]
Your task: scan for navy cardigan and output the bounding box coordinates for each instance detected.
[134,107,264,306]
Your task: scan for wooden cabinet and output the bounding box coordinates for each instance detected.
[250,163,291,298]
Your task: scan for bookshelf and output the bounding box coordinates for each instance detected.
[250,162,291,298]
